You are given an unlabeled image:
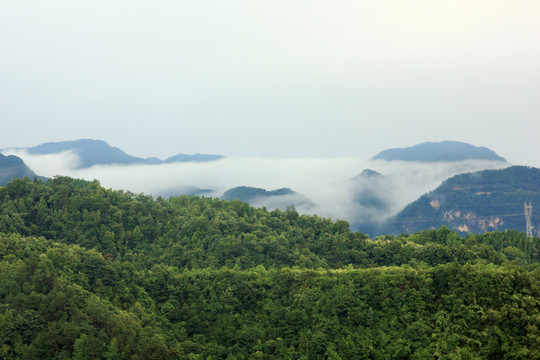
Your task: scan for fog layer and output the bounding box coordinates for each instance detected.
[3,150,509,224]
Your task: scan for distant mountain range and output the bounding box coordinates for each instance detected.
[0,153,41,186]
[377,166,540,236]
[7,139,506,169]
[21,139,147,168]
[372,141,506,162]
[4,139,224,169]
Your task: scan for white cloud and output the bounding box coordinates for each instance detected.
[1,149,81,175]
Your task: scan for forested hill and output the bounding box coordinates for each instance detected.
[0,177,539,359]
[221,186,316,212]
[372,141,506,162]
[222,186,296,202]
[382,166,540,236]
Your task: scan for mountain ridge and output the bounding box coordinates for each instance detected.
[372,141,506,162]
[3,139,225,168]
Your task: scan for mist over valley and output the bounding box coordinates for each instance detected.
[2,140,510,235]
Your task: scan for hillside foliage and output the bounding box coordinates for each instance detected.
[0,177,539,359]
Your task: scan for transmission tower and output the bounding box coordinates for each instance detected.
[524,202,533,238]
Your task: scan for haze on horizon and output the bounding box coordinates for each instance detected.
[1,1,539,166]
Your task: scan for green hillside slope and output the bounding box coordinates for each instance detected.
[0,177,538,359]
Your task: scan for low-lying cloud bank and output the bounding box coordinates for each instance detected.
[2,149,509,226]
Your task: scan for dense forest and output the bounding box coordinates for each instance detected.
[0,177,539,359]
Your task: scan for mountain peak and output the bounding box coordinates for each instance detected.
[353,169,384,181]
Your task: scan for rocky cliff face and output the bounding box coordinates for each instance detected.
[383,166,540,236]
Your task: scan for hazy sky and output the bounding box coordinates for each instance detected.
[1,1,539,164]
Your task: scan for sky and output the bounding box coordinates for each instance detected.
[1,1,539,165]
